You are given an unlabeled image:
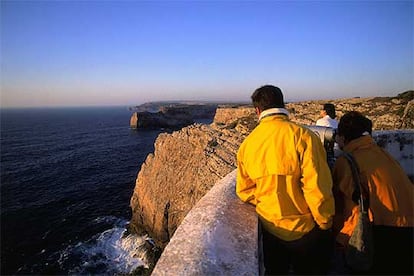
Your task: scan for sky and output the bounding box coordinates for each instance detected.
[1,0,413,108]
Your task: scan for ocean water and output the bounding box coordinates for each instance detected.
[0,107,164,275]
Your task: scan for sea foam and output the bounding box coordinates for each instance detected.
[59,217,150,275]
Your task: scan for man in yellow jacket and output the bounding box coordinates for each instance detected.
[236,85,335,275]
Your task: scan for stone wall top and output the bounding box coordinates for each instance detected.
[151,170,258,276]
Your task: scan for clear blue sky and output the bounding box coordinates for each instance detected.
[1,0,413,107]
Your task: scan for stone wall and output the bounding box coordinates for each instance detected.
[372,130,414,180]
[151,170,258,276]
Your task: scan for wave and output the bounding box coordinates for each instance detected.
[57,216,151,275]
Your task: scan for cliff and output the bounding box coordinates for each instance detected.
[129,103,218,129]
[128,113,255,246]
[128,92,413,252]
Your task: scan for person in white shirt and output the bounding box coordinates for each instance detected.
[316,103,338,129]
[316,103,340,164]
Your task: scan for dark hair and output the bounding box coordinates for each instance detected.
[337,111,372,142]
[251,85,284,111]
[323,103,336,119]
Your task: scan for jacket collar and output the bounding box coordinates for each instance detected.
[344,135,375,152]
[259,108,289,121]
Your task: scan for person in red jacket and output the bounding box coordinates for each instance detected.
[332,111,414,274]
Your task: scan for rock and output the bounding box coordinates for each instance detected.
[129,103,218,129]
[213,105,254,125]
[128,119,252,249]
[129,112,138,128]
[129,110,194,129]
[399,100,414,129]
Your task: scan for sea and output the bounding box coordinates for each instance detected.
[0,106,165,275]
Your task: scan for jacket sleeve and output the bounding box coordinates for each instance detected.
[236,149,258,206]
[299,130,335,230]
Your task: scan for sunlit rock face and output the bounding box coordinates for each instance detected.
[128,92,413,250]
[128,121,252,248]
[400,99,414,129]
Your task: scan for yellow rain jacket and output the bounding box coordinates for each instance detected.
[236,112,335,241]
[332,135,414,246]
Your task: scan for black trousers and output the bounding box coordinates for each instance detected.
[260,222,333,275]
[370,225,413,275]
[332,226,413,275]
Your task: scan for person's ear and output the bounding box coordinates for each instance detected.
[255,107,261,116]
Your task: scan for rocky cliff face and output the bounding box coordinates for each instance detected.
[129,92,413,250]
[128,117,254,247]
[129,103,218,129]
